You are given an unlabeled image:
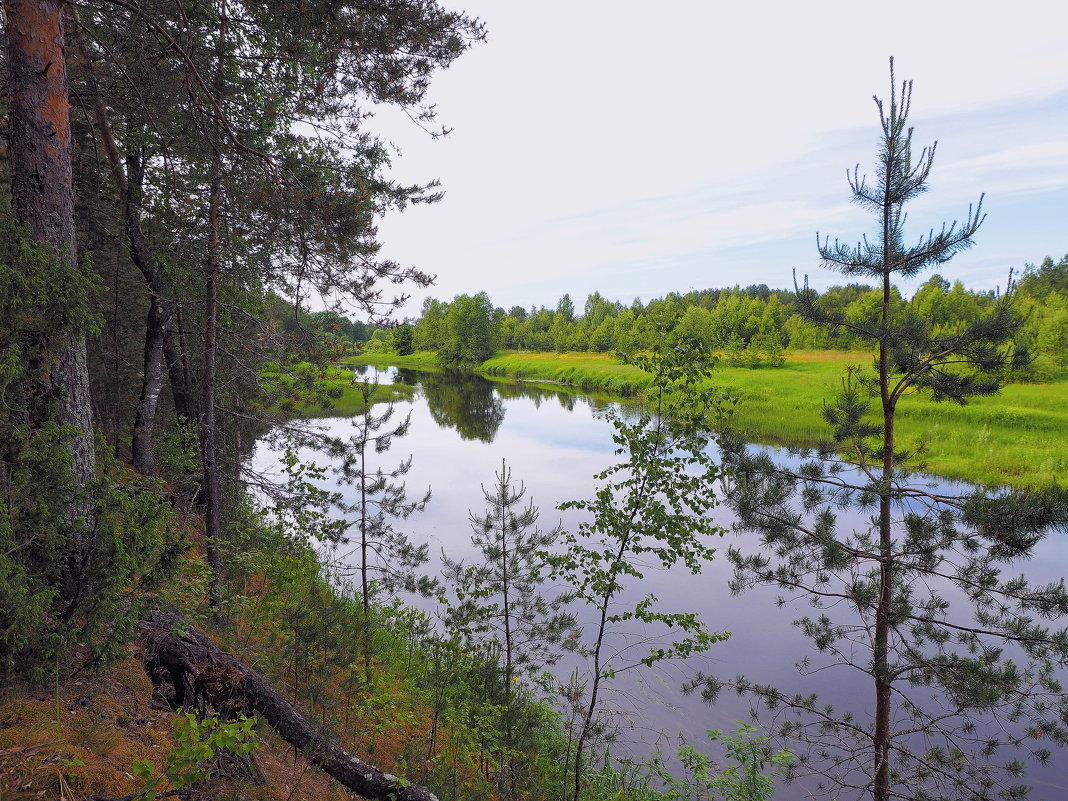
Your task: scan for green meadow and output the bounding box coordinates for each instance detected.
[267,361,419,417]
[344,350,1068,488]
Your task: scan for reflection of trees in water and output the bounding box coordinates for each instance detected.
[491,379,633,418]
[334,363,370,379]
[420,371,506,442]
[392,367,631,443]
[492,380,579,412]
[393,368,421,386]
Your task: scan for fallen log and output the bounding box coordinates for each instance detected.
[136,609,439,801]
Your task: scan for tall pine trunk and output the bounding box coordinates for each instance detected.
[201,152,224,615]
[201,0,229,616]
[872,127,897,801]
[359,419,373,683]
[4,0,96,493]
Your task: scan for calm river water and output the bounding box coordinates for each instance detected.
[252,365,1068,799]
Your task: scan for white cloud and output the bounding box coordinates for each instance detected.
[360,0,1068,314]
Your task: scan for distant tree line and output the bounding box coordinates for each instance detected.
[384,257,1068,373]
[271,298,387,346]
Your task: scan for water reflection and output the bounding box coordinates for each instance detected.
[420,371,506,442]
[396,368,613,443]
[337,363,397,386]
[254,365,1068,797]
[493,379,579,411]
[393,368,422,387]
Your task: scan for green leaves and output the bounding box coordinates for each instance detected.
[275,447,351,545]
[437,292,496,367]
[131,711,259,800]
[548,335,730,800]
[581,725,793,801]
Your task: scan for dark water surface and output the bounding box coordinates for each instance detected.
[252,367,1068,799]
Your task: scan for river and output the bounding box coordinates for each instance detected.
[251,364,1068,799]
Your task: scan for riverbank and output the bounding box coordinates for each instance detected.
[344,350,1068,488]
[266,361,419,417]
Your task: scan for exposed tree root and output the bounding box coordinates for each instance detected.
[135,609,439,801]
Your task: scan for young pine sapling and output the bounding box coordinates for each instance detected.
[442,460,578,798]
[688,61,1068,801]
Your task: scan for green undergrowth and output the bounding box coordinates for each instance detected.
[206,498,785,801]
[347,350,1068,488]
[216,511,565,799]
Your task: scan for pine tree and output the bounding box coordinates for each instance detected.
[443,460,576,686]
[688,61,1068,801]
[332,378,434,681]
[442,459,577,800]
[5,0,96,504]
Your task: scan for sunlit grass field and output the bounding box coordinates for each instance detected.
[343,352,442,370]
[346,350,1068,488]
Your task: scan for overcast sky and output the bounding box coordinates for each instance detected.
[363,0,1068,316]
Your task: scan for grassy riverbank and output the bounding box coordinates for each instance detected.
[344,350,1068,488]
[266,361,418,417]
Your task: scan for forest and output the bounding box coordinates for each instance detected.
[350,260,1068,374]
[2,1,1068,800]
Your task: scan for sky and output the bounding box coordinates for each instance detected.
[362,0,1068,317]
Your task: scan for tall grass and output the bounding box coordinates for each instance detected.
[342,351,442,370]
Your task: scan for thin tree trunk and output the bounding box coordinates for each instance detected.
[360,418,373,684]
[499,470,515,800]
[71,23,176,475]
[5,0,96,504]
[125,146,171,476]
[573,591,610,801]
[164,313,198,424]
[872,155,895,801]
[202,152,224,615]
[571,406,665,801]
[111,242,123,458]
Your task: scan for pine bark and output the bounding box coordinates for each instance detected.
[4,0,96,485]
[202,153,224,613]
